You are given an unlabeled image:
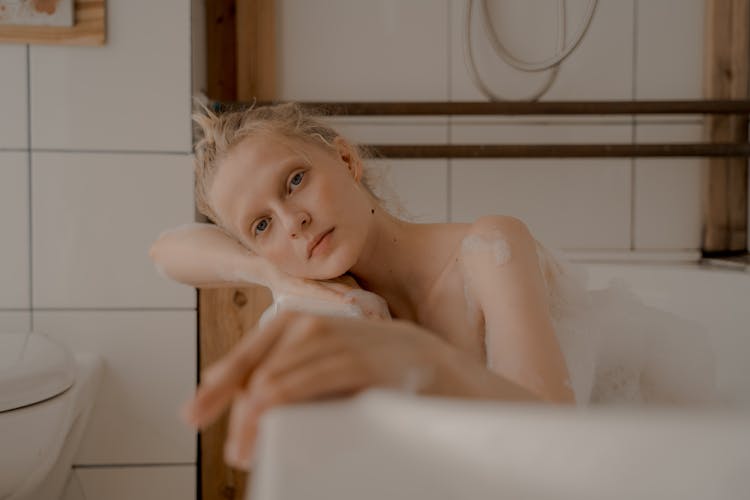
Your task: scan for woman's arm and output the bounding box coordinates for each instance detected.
[460,215,576,405]
[180,309,552,469]
[148,223,389,316]
[149,222,276,288]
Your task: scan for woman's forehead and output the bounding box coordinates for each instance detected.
[209,135,315,232]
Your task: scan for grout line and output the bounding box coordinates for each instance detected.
[446,0,452,223]
[189,0,194,154]
[630,0,639,252]
[14,307,197,312]
[26,44,33,331]
[73,463,196,469]
[29,148,192,155]
[188,5,202,492]
[446,0,451,102]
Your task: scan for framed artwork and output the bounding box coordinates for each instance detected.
[0,0,105,45]
[0,0,75,27]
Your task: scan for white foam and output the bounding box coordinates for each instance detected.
[460,231,512,266]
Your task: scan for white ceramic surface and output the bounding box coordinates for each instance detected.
[636,0,704,99]
[36,310,197,464]
[29,0,191,152]
[61,465,196,500]
[450,158,631,248]
[31,152,195,309]
[1,351,102,500]
[278,0,448,101]
[633,123,704,250]
[0,45,28,149]
[0,153,30,309]
[449,0,635,101]
[0,332,75,412]
[248,263,750,500]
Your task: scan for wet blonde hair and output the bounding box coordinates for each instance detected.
[192,98,390,233]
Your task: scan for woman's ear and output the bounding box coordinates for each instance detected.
[333,136,363,182]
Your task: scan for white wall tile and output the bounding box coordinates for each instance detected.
[326,117,449,144]
[30,0,191,152]
[636,0,704,99]
[634,123,704,249]
[451,159,632,249]
[32,152,195,309]
[0,152,29,309]
[0,45,28,149]
[450,118,632,143]
[451,0,634,100]
[278,0,449,101]
[370,160,448,223]
[0,311,31,333]
[449,121,632,248]
[63,465,195,500]
[35,310,196,464]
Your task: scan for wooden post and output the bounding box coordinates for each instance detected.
[703,0,749,255]
[201,1,276,499]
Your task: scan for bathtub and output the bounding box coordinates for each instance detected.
[247,262,750,500]
[583,261,750,406]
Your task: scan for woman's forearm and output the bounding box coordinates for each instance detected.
[427,338,572,405]
[148,222,276,289]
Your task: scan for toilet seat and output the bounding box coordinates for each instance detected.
[0,332,76,412]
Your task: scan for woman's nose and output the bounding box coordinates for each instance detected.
[285,210,310,238]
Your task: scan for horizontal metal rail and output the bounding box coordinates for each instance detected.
[211,100,750,157]
[217,100,750,116]
[365,143,750,158]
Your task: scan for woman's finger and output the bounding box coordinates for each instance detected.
[181,311,295,428]
[223,393,262,470]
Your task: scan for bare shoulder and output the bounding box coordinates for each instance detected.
[466,215,534,241]
[459,214,541,292]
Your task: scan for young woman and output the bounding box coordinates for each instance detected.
[149,101,719,470]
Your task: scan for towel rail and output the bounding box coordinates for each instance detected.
[213,99,750,158]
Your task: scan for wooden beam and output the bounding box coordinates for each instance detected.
[703,0,749,254]
[199,286,272,500]
[205,0,237,101]
[236,0,276,101]
[201,1,276,499]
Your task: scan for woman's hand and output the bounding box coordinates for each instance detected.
[180,311,443,469]
[270,271,391,320]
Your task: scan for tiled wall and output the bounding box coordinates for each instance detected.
[278,0,708,259]
[0,0,720,498]
[0,0,197,498]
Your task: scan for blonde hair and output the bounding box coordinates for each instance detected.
[192,98,392,233]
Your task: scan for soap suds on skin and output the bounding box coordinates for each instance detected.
[460,231,512,266]
[459,230,512,367]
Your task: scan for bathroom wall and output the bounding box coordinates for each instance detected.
[0,0,734,498]
[276,0,712,261]
[0,0,197,498]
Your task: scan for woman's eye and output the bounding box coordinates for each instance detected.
[254,218,270,235]
[289,171,305,190]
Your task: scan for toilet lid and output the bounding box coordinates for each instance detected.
[0,332,76,412]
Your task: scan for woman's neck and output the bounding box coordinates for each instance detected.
[347,209,455,320]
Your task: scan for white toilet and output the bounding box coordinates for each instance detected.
[0,331,103,500]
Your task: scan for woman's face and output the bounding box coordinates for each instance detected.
[208,132,373,280]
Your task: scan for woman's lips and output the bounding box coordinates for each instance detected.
[308,228,334,258]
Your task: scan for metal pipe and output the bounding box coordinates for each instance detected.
[216,100,750,116]
[365,143,750,158]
